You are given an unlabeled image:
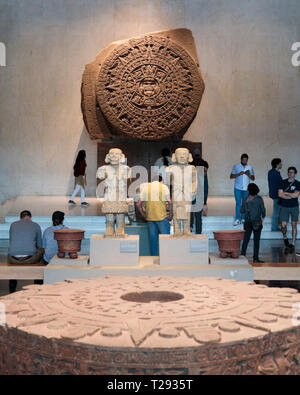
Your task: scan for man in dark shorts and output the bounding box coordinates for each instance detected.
[278,167,300,250]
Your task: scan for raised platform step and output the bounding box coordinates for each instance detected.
[0,216,298,240]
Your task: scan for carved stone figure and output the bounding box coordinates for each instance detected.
[96,148,133,237]
[82,28,205,141]
[166,148,197,235]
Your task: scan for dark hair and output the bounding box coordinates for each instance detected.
[288,166,297,174]
[20,210,32,219]
[74,150,86,170]
[158,176,163,182]
[241,153,248,160]
[248,183,260,196]
[271,158,281,168]
[161,148,170,166]
[52,211,65,226]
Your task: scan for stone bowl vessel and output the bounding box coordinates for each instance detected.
[54,229,85,259]
[213,230,245,259]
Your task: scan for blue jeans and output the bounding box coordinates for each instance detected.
[234,189,248,221]
[272,198,280,231]
[148,217,170,256]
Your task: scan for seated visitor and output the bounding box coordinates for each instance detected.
[240,183,266,263]
[42,211,68,264]
[137,177,173,256]
[8,210,44,293]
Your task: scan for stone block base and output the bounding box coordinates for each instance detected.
[89,234,139,266]
[209,253,250,266]
[159,234,209,265]
[44,256,253,284]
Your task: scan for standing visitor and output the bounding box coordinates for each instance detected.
[137,177,173,256]
[278,167,300,250]
[230,153,255,225]
[268,158,283,231]
[190,149,209,234]
[69,150,89,206]
[241,183,266,263]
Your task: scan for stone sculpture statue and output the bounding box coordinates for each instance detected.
[96,148,134,237]
[166,148,197,235]
[82,28,205,141]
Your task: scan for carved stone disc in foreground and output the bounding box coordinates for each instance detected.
[1,276,300,374]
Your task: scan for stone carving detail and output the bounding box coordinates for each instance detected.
[81,29,205,141]
[166,148,197,235]
[96,148,134,237]
[1,277,300,374]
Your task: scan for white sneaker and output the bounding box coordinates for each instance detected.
[241,219,245,224]
[233,219,240,226]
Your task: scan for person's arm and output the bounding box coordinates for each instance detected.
[284,190,300,198]
[36,226,43,249]
[278,189,292,199]
[42,231,46,250]
[167,199,173,222]
[230,171,244,179]
[136,198,146,219]
[245,167,255,181]
[204,174,208,205]
[260,198,266,220]
[230,165,243,179]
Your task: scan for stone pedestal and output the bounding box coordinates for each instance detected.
[159,234,209,266]
[89,234,139,266]
[209,253,250,266]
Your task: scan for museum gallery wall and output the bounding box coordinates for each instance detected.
[0,0,299,202]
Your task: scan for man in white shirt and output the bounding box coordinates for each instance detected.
[230,153,255,225]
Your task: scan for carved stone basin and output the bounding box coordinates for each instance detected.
[54,229,85,259]
[1,276,300,375]
[213,230,245,259]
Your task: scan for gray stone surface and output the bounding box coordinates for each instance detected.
[0,0,300,203]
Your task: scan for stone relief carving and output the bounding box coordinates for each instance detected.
[1,277,300,374]
[82,29,205,141]
[96,148,134,237]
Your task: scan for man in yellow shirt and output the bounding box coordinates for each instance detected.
[137,177,173,256]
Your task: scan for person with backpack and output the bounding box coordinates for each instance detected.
[240,183,266,263]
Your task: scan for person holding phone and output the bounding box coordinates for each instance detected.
[230,153,255,225]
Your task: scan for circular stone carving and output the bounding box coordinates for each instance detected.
[1,276,300,375]
[97,36,205,140]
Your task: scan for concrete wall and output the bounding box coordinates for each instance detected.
[0,0,299,202]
